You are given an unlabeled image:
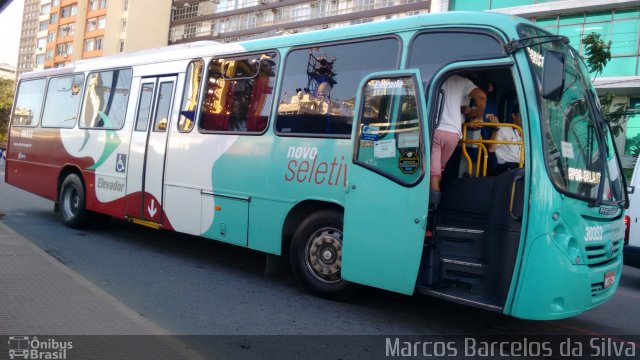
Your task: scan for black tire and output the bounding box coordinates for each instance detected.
[59,174,92,228]
[290,209,361,300]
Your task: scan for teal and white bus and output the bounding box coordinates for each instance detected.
[5,12,627,319]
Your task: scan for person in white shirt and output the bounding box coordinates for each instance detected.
[430,75,486,192]
[487,103,523,175]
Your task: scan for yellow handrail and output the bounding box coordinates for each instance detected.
[461,122,524,177]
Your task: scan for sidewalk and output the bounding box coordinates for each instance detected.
[0,220,202,359]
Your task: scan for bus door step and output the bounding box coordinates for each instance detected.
[435,226,484,259]
[415,286,503,313]
[440,258,486,294]
[127,216,162,229]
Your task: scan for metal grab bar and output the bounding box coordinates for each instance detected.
[461,122,524,177]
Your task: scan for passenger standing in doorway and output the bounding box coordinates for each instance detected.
[430,75,486,192]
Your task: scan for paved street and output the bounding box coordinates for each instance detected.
[1,162,639,358]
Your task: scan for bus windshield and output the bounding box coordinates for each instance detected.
[519,26,625,206]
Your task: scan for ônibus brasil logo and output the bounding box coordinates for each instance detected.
[7,336,72,360]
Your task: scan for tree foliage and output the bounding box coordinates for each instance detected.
[581,32,629,143]
[0,77,16,145]
[598,93,628,139]
[582,32,611,78]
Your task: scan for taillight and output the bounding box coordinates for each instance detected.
[624,215,630,245]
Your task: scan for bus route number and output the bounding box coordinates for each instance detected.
[20,129,33,139]
[584,226,603,242]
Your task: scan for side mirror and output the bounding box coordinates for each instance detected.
[629,186,635,194]
[541,50,565,101]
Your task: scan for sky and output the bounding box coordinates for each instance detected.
[0,0,24,67]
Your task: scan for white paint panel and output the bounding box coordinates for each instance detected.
[164,185,202,235]
[164,132,239,233]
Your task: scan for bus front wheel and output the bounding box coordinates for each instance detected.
[59,174,91,228]
[290,209,360,300]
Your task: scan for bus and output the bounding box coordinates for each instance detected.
[5,12,628,320]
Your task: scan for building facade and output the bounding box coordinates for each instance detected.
[0,63,17,80]
[16,0,42,79]
[168,0,432,44]
[17,0,172,72]
[442,0,640,167]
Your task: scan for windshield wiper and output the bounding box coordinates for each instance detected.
[506,35,569,54]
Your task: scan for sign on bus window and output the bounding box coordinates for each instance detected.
[12,78,47,127]
[355,76,423,185]
[80,68,132,129]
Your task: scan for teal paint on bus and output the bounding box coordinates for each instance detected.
[9,11,627,320]
[222,13,626,317]
[342,70,429,295]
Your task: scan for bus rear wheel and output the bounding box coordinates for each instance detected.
[290,209,360,300]
[59,174,92,229]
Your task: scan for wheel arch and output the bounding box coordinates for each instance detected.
[57,165,84,202]
[281,200,344,257]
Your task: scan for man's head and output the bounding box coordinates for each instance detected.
[511,103,522,126]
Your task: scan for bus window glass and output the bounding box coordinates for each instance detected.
[519,26,624,203]
[355,76,423,184]
[12,78,46,127]
[276,38,400,137]
[408,32,505,83]
[80,68,133,129]
[153,81,174,132]
[199,53,277,133]
[42,74,84,128]
[178,60,203,132]
[135,83,154,132]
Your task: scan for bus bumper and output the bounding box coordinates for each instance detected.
[510,235,622,320]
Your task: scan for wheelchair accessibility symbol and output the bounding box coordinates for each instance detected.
[116,154,127,173]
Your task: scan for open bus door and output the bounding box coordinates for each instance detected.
[342,71,429,294]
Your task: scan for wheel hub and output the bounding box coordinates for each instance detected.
[305,228,343,283]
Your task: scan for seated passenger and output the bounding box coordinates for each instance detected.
[487,103,523,175]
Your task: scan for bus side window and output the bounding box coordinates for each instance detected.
[178,60,203,132]
[41,74,84,128]
[199,53,277,134]
[407,31,505,83]
[80,68,133,130]
[275,38,400,137]
[135,83,154,131]
[12,78,47,127]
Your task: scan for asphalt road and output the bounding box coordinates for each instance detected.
[1,161,639,358]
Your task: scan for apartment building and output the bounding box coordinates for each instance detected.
[439,0,640,166]
[168,0,432,44]
[16,0,42,79]
[0,63,17,80]
[17,0,171,72]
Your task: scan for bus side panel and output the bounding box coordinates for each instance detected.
[6,127,94,202]
[212,136,350,254]
[56,125,132,219]
[163,131,240,236]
